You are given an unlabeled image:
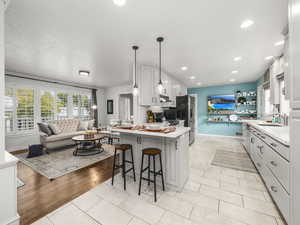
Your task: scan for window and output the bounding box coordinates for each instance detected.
[40,90,55,122]
[5,88,14,133]
[57,93,68,120]
[80,95,92,120]
[16,88,34,131]
[263,87,273,116]
[72,94,80,118]
[279,79,290,115]
[72,94,92,120]
[4,84,93,134]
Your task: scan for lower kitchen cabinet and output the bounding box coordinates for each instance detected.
[248,126,290,224]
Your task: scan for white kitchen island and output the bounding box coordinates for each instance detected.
[112,127,190,191]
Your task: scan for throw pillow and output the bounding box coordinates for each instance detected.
[48,123,62,135]
[37,122,52,136]
[88,120,95,129]
[78,121,89,131]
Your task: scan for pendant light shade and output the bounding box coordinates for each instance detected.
[132,45,139,96]
[157,37,164,94]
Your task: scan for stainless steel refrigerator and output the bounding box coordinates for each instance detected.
[176,95,196,145]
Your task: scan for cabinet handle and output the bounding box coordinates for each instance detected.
[259,148,264,155]
[270,161,277,167]
[271,186,278,193]
[260,135,266,139]
[251,138,254,143]
[270,143,278,148]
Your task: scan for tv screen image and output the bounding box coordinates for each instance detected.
[208,95,235,112]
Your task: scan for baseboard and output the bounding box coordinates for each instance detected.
[196,133,244,140]
[5,214,20,225]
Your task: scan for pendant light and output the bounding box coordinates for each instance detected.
[132,45,139,96]
[157,37,164,94]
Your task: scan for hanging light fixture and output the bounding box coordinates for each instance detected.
[132,45,139,96]
[157,37,164,94]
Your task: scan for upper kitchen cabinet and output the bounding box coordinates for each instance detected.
[283,36,290,100]
[270,56,284,105]
[289,1,300,109]
[137,65,187,107]
[138,65,159,106]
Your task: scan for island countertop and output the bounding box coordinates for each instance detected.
[112,127,190,139]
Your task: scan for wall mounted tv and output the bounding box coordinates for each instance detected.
[208,95,235,112]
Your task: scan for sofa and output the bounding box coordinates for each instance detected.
[38,119,94,151]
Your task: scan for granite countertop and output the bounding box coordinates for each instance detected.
[112,127,190,139]
[243,120,290,146]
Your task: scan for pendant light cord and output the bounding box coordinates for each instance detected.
[157,37,164,84]
[159,41,161,83]
[132,46,139,87]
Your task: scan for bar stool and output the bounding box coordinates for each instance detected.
[111,144,136,190]
[138,148,165,202]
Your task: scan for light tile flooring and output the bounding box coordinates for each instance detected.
[31,136,285,225]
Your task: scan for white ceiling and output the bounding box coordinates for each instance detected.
[5,0,288,88]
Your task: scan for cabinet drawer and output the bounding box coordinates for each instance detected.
[252,151,264,173]
[261,165,290,223]
[259,133,290,161]
[254,139,267,160]
[264,146,290,193]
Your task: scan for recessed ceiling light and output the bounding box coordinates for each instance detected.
[234,56,242,61]
[265,56,274,60]
[231,70,238,74]
[197,82,202,86]
[240,20,254,29]
[113,0,126,7]
[189,76,196,80]
[274,40,285,46]
[229,78,236,82]
[79,70,90,77]
[181,66,188,71]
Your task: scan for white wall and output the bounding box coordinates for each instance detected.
[103,83,132,124]
[99,83,148,125]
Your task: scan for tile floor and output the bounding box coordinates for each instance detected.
[31,136,285,225]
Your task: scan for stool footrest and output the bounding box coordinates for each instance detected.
[141,167,163,175]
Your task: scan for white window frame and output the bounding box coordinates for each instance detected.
[5,78,93,136]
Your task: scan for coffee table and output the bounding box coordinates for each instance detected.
[72,134,105,156]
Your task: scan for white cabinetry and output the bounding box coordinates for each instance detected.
[288,1,300,224]
[270,57,284,105]
[137,65,187,107]
[138,66,159,106]
[248,126,290,223]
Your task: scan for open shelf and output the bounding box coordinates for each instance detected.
[207,120,243,124]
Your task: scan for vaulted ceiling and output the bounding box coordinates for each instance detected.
[5,0,288,88]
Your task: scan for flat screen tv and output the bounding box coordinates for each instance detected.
[208,95,235,112]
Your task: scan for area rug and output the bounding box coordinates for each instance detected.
[16,146,114,180]
[211,149,257,173]
[17,178,25,188]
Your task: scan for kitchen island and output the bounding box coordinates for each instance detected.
[112,127,190,190]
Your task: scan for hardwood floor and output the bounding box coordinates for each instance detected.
[17,155,115,225]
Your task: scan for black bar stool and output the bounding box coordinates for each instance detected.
[138,148,165,202]
[111,144,136,190]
